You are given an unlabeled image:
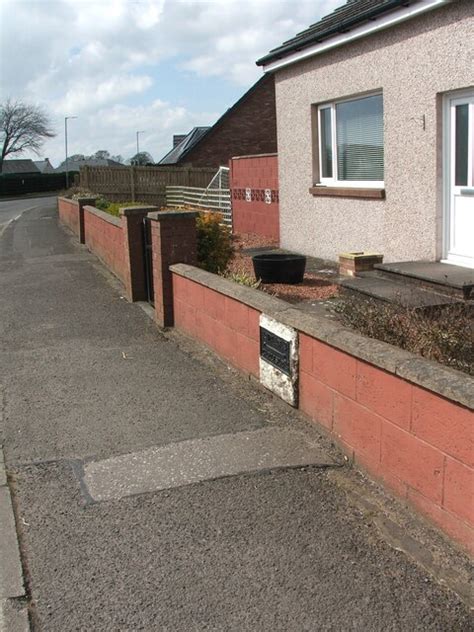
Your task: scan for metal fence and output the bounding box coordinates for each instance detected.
[165,167,232,226]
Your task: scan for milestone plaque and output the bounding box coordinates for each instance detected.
[260,327,291,376]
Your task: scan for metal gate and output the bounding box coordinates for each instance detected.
[142,217,154,305]
[165,166,232,227]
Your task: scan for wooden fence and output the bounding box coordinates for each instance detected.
[80,165,216,207]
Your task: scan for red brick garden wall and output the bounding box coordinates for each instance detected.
[172,273,260,377]
[230,154,279,241]
[299,334,473,555]
[170,268,473,554]
[58,198,80,237]
[83,207,126,283]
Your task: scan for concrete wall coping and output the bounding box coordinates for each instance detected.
[58,196,78,205]
[231,153,278,160]
[148,210,199,221]
[170,263,474,410]
[83,205,121,228]
[120,205,158,216]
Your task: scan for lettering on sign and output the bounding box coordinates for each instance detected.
[260,327,291,376]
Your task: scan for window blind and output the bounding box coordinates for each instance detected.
[336,94,384,181]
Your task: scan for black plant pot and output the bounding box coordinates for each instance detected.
[252,253,306,284]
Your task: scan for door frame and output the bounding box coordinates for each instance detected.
[442,87,474,267]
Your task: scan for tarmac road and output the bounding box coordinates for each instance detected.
[0,195,57,235]
[0,199,472,631]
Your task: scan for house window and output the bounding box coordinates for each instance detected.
[317,93,384,187]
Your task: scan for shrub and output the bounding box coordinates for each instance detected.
[63,186,98,200]
[223,268,261,288]
[95,199,138,217]
[334,295,474,375]
[196,212,234,273]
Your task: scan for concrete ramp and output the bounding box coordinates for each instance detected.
[82,427,335,502]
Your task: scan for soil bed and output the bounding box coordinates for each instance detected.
[229,234,339,304]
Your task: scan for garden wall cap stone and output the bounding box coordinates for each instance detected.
[83,205,121,227]
[148,210,199,221]
[170,263,474,411]
[170,263,290,314]
[395,357,474,410]
[120,205,157,216]
[339,252,383,260]
[57,195,78,203]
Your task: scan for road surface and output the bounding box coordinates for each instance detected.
[0,195,57,234]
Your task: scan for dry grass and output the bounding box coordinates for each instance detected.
[334,295,474,375]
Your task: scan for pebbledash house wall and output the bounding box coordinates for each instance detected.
[273,1,474,263]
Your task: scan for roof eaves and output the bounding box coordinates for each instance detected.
[256,0,410,66]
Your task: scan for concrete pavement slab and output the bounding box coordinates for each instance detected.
[0,487,24,600]
[0,600,29,632]
[82,427,335,501]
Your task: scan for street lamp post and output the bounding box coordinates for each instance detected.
[64,116,77,189]
[136,130,145,156]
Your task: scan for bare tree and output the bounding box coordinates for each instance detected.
[0,99,56,172]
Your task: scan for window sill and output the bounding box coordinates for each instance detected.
[309,186,385,199]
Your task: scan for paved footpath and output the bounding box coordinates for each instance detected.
[0,200,472,631]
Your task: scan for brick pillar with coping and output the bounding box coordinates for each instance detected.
[77,197,96,244]
[120,205,158,302]
[148,210,198,327]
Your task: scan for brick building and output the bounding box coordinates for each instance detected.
[158,74,277,169]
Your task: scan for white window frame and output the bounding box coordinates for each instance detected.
[317,92,384,188]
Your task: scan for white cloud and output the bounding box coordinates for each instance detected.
[1,0,343,164]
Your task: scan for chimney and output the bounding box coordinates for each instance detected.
[173,134,186,148]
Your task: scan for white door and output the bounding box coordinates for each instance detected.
[444,91,474,268]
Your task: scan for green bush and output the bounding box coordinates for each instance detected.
[223,268,260,288]
[95,199,137,217]
[196,212,234,274]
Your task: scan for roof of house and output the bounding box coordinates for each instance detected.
[55,157,124,172]
[158,127,211,165]
[257,0,430,66]
[1,159,41,174]
[34,158,55,173]
[158,74,275,165]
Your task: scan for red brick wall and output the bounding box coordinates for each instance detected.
[83,208,126,283]
[171,270,473,554]
[182,75,277,169]
[172,273,260,376]
[299,334,474,554]
[58,198,80,237]
[230,154,279,241]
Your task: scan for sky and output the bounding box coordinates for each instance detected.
[0,0,342,166]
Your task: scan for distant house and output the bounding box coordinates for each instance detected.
[158,128,211,165]
[257,0,474,268]
[1,159,41,175]
[56,157,124,173]
[157,74,277,168]
[34,158,55,174]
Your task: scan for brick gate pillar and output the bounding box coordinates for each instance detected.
[77,197,96,244]
[148,210,198,327]
[120,206,158,302]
